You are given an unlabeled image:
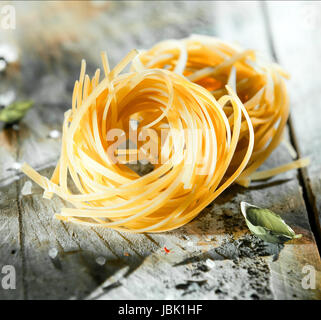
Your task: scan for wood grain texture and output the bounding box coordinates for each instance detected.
[0,1,320,300]
[0,177,23,299]
[214,1,321,299]
[266,1,321,238]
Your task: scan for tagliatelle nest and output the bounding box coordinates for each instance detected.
[22,49,255,232]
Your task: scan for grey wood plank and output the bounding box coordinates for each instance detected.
[214,1,321,299]
[214,1,271,53]
[0,122,23,299]
[17,168,150,299]
[266,1,321,238]
[0,177,23,299]
[0,127,18,187]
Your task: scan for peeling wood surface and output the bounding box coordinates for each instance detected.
[0,1,320,300]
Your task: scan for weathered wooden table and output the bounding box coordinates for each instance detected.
[0,1,320,300]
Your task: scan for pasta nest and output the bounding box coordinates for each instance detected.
[22,49,254,232]
[137,35,290,186]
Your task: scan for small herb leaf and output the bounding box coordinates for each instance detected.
[240,202,302,244]
[0,100,34,124]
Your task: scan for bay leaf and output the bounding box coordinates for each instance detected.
[0,100,34,124]
[240,201,302,244]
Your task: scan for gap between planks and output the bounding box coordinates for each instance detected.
[261,1,321,254]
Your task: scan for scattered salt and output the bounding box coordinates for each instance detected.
[11,162,22,171]
[189,282,199,291]
[48,247,58,259]
[0,44,19,63]
[48,130,61,139]
[206,259,215,269]
[21,181,32,196]
[0,90,15,107]
[96,256,106,266]
[0,60,6,72]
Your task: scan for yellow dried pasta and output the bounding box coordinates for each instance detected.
[21,36,309,233]
[136,35,308,186]
[22,49,254,232]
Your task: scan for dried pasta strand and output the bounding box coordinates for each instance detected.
[249,158,310,181]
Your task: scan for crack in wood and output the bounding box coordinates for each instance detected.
[91,229,122,260]
[143,234,161,248]
[115,231,145,259]
[15,130,27,300]
[287,116,321,251]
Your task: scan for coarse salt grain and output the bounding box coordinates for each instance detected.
[0,44,18,63]
[96,256,106,266]
[0,90,15,107]
[48,247,58,259]
[187,241,193,247]
[21,181,32,196]
[11,162,22,171]
[206,259,215,269]
[49,130,61,139]
[0,60,6,72]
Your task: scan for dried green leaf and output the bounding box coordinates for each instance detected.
[0,100,34,124]
[240,202,302,244]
